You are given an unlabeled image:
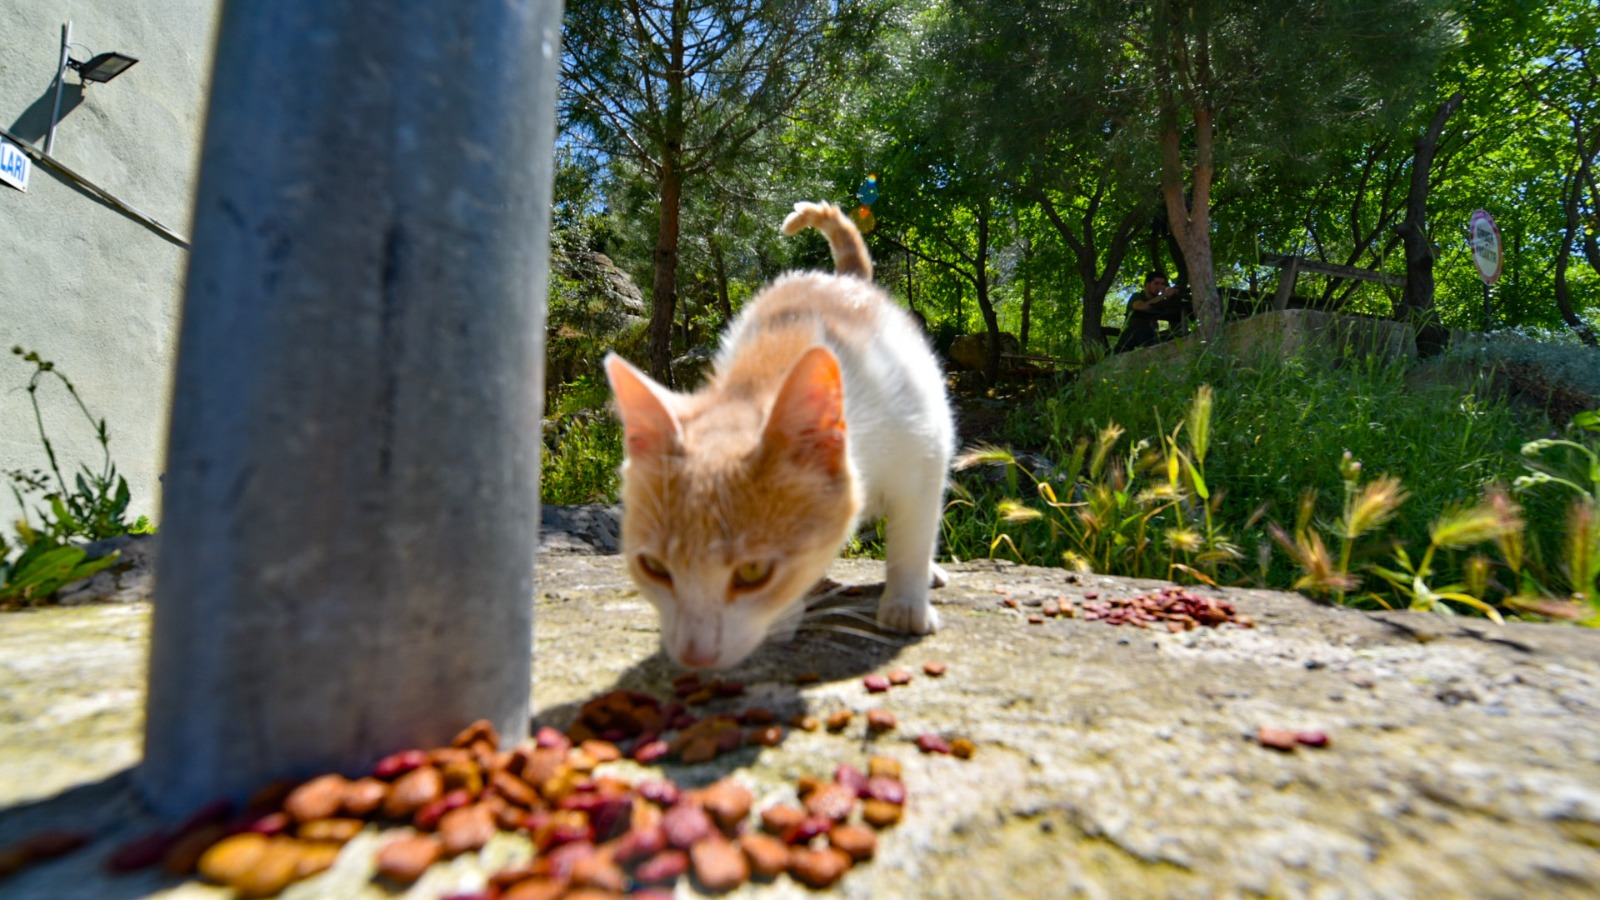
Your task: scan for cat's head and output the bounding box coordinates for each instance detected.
[604,348,860,669]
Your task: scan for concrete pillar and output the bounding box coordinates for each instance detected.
[140,0,561,815]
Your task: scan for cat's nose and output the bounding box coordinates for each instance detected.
[678,646,718,669]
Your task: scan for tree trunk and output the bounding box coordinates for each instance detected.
[1019,246,1032,351]
[649,169,682,384]
[710,238,732,326]
[974,209,1003,386]
[1160,104,1221,339]
[1556,170,1600,348]
[1395,92,1464,320]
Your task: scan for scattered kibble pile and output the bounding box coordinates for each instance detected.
[87,713,911,897]
[1007,586,1255,631]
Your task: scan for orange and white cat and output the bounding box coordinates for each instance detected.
[605,201,955,670]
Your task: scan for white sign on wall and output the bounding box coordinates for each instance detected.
[0,138,30,192]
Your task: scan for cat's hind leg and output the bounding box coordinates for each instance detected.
[878,476,945,635]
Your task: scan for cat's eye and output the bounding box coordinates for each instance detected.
[731,560,774,590]
[637,553,672,585]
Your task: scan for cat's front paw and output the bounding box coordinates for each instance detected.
[878,592,941,635]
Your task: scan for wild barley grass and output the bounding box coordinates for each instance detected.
[952,346,1595,621]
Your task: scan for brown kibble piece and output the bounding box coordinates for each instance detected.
[795,670,821,684]
[440,759,484,796]
[686,687,718,705]
[1296,730,1331,748]
[196,832,268,886]
[228,837,303,898]
[1002,596,1020,609]
[451,718,499,749]
[862,799,903,828]
[501,877,568,900]
[746,725,784,747]
[571,853,628,893]
[439,803,496,856]
[341,777,389,817]
[284,774,348,823]
[678,735,720,764]
[662,802,715,849]
[790,715,820,732]
[803,783,857,822]
[162,823,229,876]
[951,738,976,759]
[1257,726,1298,752]
[738,832,791,880]
[741,707,776,725]
[829,824,878,861]
[760,804,806,835]
[867,755,902,779]
[825,710,853,732]
[866,708,898,733]
[383,766,444,818]
[863,674,891,693]
[633,849,690,883]
[887,668,914,686]
[297,817,365,844]
[922,661,948,677]
[519,747,567,787]
[789,846,853,889]
[374,835,443,884]
[293,841,340,879]
[698,779,755,832]
[490,770,540,809]
[580,739,622,763]
[691,835,749,892]
[1028,614,1045,624]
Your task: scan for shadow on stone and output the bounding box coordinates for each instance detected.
[0,768,186,900]
[531,580,931,790]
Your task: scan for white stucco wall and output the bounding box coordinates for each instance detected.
[0,1,220,530]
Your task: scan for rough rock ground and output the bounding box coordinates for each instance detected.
[3,550,1599,898]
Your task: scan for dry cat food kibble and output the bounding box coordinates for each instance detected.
[1257,726,1331,751]
[922,661,948,677]
[1080,586,1256,630]
[101,686,911,897]
[866,708,898,732]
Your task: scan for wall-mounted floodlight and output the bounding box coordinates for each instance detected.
[45,22,141,155]
[70,51,140,84]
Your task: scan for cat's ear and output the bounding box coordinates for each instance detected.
[605,353,682,458]
[764,346,847,477]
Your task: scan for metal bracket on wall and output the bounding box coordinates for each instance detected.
[0,123,191,249]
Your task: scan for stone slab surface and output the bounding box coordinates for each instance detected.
[3,554,1600,898]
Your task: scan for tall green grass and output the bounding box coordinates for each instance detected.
[947,345,1594,620]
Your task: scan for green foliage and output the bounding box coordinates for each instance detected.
[956,385,1242,584]
[1,524,121,610]
[946,347,1569,616]
[3,347,147,607]
[541,414,623,506]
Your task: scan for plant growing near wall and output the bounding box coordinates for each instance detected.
[1,346,154,608]
[7,347,141,543]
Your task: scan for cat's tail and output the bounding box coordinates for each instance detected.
[781,202,873,281]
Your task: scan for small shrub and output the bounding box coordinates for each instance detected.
[541,413,622,506]
[3,347,147,607]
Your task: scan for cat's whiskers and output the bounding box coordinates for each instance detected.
[802,606,880,627]
[798,622,904,647]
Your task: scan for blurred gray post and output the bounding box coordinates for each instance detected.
[140,0,562,815]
